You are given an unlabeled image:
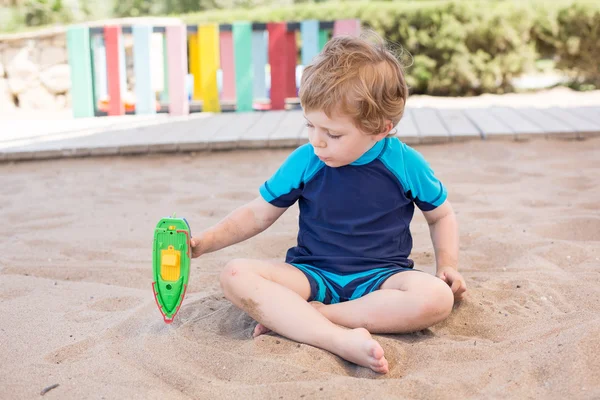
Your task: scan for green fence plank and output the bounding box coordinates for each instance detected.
[66,26,95,118]
[318,29,329,52]
[233,22,253,112]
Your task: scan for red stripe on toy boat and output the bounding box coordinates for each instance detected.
[177,230,191,257]
[152,281,167,320]
[168,284,188,324]
[152,282,188,324]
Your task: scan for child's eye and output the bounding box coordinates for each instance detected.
[304,122,314,128]
[327,132,341,139]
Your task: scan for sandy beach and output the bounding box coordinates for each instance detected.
[1,136,599,399]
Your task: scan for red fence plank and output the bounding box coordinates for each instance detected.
[285,31,297,98]
[268,22,287,110]
[104,25,124,116]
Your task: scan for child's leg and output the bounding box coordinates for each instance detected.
[308,271,454,334]
[220,259,389,373]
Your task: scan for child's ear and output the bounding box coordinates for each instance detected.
[374,120,394,140]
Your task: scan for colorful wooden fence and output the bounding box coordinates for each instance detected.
[66,19,361,118]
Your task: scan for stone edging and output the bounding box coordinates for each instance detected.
[0,17,184,42]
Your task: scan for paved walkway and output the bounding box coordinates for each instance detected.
[1,104,600,162]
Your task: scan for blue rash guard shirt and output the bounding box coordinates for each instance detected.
[259,136,447,277]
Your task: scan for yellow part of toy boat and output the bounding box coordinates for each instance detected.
[160,245,181,281]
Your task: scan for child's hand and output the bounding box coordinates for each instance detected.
[436,266,467,301]
[190,237,203,258]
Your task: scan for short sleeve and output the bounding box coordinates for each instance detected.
[259,144,312,208]
[402,146,447,211]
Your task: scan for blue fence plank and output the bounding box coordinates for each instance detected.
[132,25,156,115]
[252,30,268,100]
[301,20,320,66]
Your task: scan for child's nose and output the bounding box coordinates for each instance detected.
[309,134,326,148]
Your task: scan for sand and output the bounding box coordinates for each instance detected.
[1,136,599,399]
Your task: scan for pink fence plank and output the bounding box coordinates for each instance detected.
[219,30,236,102]
[166,25,190,116]
[333,19,361,37]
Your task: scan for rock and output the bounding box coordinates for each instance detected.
[56,94,67,109]
[1,46,21,68]
[4,42,40,66]
[40,46,67,68]
[0,79,16,111]
[6,47,40,95]
[52,34,67,48]
[40,64,70,94]
[18,85,58,110]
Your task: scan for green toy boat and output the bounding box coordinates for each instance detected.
[152,214,191,324]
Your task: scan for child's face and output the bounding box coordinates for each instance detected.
[304,110,388,168]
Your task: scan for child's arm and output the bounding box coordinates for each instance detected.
[423,200,466,300]
[190,196,287,258]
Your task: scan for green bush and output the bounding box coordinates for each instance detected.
[180,0,600,96]
[554,3,600,87]
[113,0,161,18]
[183,1,535,95]
[22,0,74,26]
[4,0,599,95]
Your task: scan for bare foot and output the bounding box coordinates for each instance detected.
[333,327,388,374]
[252,323,271,337]
[253,302,326,338]
[252,305,387,374]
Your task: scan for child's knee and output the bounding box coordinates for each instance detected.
[421,279,454,321]
[219,258,264,293]
[219,259,247,290]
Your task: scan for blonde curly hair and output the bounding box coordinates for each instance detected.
[299,31,409,136]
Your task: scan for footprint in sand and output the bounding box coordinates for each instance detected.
[88,296,142,312]
[433,296,504,342]
[534,242,595,269]
[0,287,32,301]
[467,240,528,270]
[534,218,600,242]
[576,201,599,211]
[45,338,96,365]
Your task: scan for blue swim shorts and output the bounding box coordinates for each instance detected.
[291,263,416,305]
